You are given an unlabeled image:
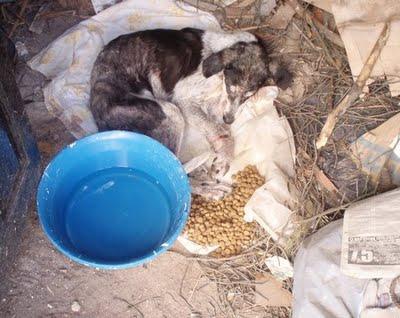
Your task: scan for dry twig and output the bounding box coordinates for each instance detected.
[316,23,391,149]
[311,17,344,48]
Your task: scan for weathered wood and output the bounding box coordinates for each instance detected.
[0,28,40,282]
[57,0,95,15]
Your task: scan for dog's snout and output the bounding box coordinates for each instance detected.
[223,114,235,124]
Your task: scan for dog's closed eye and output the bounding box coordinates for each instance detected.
[202,52,224,78]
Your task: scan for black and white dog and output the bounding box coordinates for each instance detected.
[90,28,291,198]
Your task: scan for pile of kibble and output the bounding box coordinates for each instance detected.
[185,165,265,257]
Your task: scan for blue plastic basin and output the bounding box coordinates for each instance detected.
[37,131,190,269]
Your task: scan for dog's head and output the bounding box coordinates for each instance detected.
[202,40,291,124]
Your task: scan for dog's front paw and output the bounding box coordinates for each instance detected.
[196,180,232,200]
[211,155,231,180]
[212,135,234,179]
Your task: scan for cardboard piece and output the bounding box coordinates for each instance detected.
[304,0,400,96]
[351,113,400,187]
[254,273,292,307]
[269,1,296,29]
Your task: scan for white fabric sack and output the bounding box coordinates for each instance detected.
[178,87,298,253]
[227,87,297,244]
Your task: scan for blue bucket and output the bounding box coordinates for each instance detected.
[37,131,191,269]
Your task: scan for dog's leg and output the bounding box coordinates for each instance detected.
[93,92,230,199]
[149,100,185,156]
[151,103,231,200]
[92,93,184,155]
[190,179,232,200]
[91,91,165,130]
[188,167,231,200]
[176,106,233,200]
[182,106,234,179]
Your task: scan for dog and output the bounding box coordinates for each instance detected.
[90,28,291,198]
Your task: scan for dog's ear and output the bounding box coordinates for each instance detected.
[254,33,293,89]
[202,52,224,78]
[272,65,293,90]
[269,60,293,90]
[254,33,273,55]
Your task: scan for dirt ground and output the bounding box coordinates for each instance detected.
[1,218,222,317]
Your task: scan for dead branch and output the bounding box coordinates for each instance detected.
[316,22,390,149]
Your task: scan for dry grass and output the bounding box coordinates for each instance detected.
[190,226,292,317]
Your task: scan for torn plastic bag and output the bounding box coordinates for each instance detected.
[293,190,400,317]
[360,279,400,318]
[293,219,368,318]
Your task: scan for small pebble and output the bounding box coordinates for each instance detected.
[71,300,81,312]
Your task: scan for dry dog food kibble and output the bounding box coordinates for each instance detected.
[185,165,265,257]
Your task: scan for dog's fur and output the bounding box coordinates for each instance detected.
[90,28,291,198]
